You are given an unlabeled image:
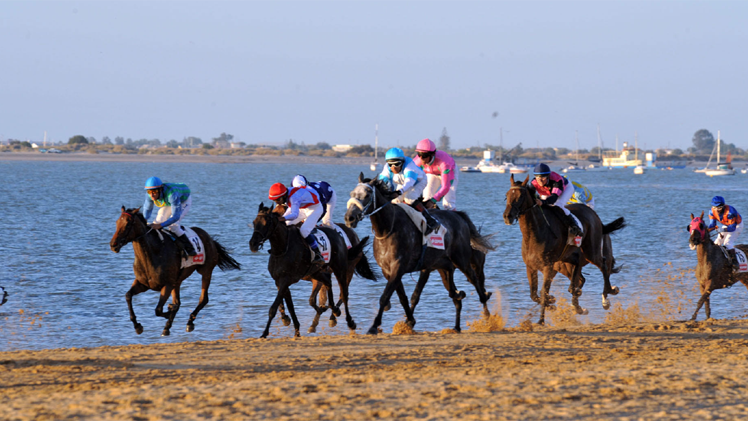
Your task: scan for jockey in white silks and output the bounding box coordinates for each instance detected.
[291,174,337,227]
[268,182,324,263]
[377,147,440,235]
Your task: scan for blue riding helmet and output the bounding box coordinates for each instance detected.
[385,147,405,162]
[533,163,551,176]
[712,196,726,207]
[144,176,163,190]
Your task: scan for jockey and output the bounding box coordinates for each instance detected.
[378,147,440,235]
[268,182,324,263]
[528,163,583,236]
[142,176,197,256]
[291,175,337,227]
[707,195,743,268]
[567,181,595,210]
[412,138,458,210]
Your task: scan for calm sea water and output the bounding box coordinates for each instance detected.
[2,159,747,351]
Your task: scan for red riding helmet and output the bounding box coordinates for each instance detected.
[268,183,288,200]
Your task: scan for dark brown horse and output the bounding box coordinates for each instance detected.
[687,212,748,320]
[249,202,376,338]
[503,175,625,324]
[344,174,495,334]
[109,207,241,336]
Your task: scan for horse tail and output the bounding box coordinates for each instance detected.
[214,239,242,271]
[348,236,378,281]
[454,211,497,254]
[603,217,626,235]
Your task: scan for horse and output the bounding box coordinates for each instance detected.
[249,202,376,338]
[503,175,625,324]
[109,207,241,336]
[687,212,748,320]
[344,173,495,334]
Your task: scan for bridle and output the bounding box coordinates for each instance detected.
[347,183,387,221]
[507,185,536,219]
[252,211,288,256]
[688,217,708,244]
[115,211,152,247]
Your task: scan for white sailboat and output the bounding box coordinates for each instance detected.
[632,132,646,174]
[705,131,735,176]
[562,130,586,173]
[694,141,717,173]
[370,124,379,172]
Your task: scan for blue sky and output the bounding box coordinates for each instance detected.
[2,1,746,151]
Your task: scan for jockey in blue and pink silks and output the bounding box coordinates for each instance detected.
[268,182,324,264]
[378,147,440,235]
[527,163,583,236]
[707,195,743,268]
[412,138,458,210]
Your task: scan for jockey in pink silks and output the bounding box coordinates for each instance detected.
[412,138,458,210]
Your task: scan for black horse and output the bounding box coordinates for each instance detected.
[110,207,241,336]
[344,173,495,334]
[249,202,376,338]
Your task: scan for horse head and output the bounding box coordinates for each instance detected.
[503,175,533,225]
[249,202,278,252]
[345,172,374,228]
[688,211,708,250]
[110,206,144,253]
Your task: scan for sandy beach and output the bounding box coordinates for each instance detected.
[3,318,748,420]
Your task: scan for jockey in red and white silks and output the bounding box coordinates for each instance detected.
[707,195,743,250]
[268,182,325,263]
[291,174,337,227]
[412,138,458,210]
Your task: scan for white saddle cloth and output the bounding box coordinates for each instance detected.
[395,203,447,250]
[179,227,206,269]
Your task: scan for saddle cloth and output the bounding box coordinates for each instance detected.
[395,203,447,250]
[330,224,352,249]
[567,212,584,247]
[732,248,748,273]
[312,229,333,263]
[179,227,206,269]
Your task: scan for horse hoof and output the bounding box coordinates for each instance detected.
[578,308,589,315]
[294,330,301,338]
[457,291,466,300]
[281,316,292,327]
[611,286,620,295]
[485,291,493,300]
[454,326,462,333]
[602,302,611,311]
[367,327,379,335]
[329,319,338,328]
[308,326,316,334]
[161,329,170,337]
[260,332,269,339]
[135,325,144,335]
[333,307,342,317]
[186,323,195,332]
[348,321,356,330]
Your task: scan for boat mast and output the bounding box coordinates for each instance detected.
[716,130,721,165]
[575,130,579,164]
[499,127,503,162]
[635,132,638,163]
[597,124,602,161]
[374,123,378,163]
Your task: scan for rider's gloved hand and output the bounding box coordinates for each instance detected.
[722,225,729,232]
[395,190,403,196]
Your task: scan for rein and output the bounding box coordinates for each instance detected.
[120,212,154,243]
[254,213,289,256]
[348,183,394,240]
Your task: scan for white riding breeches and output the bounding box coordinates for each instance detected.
[154,196,192,236]
[423,173,458,210]
[392,181,427,206]
[715,222,743,250]
[540,185,575,216]
[286,203,324,238]
[320,190,337,227]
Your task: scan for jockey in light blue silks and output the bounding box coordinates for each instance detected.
[143,176,197,256]
[268,182,324,263]
[291,175,337,227]
[378,147,440,234]
[708,195,743,268]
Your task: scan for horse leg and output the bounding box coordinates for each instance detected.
[568,262,588,315]
[691,292,710,321]
[162,287,181,337]
[283,288,301,337]
[125,281,149,335]
[410,270,431,313]
[153,285,175,336]
[527,267,541,304]
[262,283,290,338]
[438,268,464,332]
[308,280,325,334]
[332,267,355,330]
[463,253,492,316]
[187,271,212,332]
[278,301,291,326]
[394,278,416,328]
[367,278,404,335]
[538,268,556,325]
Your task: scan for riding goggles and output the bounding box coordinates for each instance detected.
[387,160,404,168]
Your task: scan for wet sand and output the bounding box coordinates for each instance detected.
[3,318,748,420]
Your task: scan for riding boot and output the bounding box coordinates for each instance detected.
[305,234,324,264]
[565,214,583,236]
[411,200,441,235]
[177,234,197,256]
[728,249,740,270]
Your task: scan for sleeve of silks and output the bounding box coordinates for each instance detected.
[433,168,455,201]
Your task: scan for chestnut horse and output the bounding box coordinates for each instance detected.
[249,202,376,338]
[503,175,625,324]
[110,207,241,336]
[687,212,748,320]
[344,173,495,334]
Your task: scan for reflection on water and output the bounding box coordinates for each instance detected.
[1,160,747,351]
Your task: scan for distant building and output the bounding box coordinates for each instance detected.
[332,144,354,152]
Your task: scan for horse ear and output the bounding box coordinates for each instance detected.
[690,213,695,220]
[700,211,704,220]
[134,207,141,214]
[121,205,126,212]
[358,172,365,183]
[270,203,275,212]
[522,175,529,186]
[259,202,265,212]
[510,174,515,184]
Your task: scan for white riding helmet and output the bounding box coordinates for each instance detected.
[291,174,308,188]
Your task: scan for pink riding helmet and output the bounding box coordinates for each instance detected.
[415,138,436,152]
